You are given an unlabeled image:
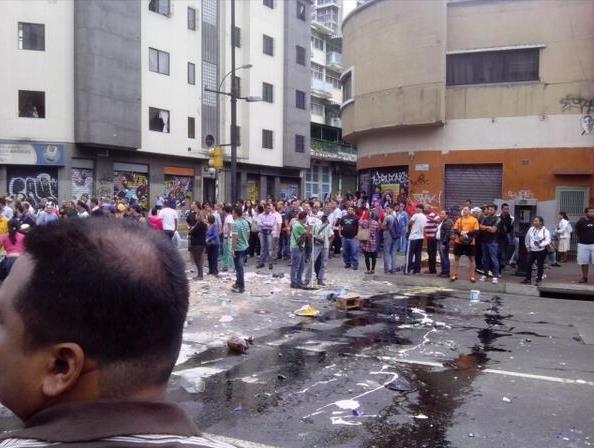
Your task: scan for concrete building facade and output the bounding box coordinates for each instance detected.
[0,0,312,207]
[342,0,594,229]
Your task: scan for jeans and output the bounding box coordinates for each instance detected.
[248,232,260,257]
[407,239,423,273]
[342,238,359,269]
[189,245,205,278]
[331,230,342,254]
[498,234,513,268]
[259,231,273,265]
[278,232,290,259]
[383,235,398,273]
[426,238,438,273]
[222,237,233,271]
[482,241,501,277]
[397,233,407,252]
[547,249,557,265]
[525,250,547,281]
[233,249,246,290]
[439,240,450,275]
[290,248,305,286]
[206,244,219,275]
[304,245,327,284]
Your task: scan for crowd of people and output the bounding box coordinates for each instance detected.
[1,194,593,288]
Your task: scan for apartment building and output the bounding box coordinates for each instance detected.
[342,0,594,229]
[306,0,357,200]
[0,0,312,207]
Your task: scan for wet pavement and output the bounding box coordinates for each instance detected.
[168,289,594,448]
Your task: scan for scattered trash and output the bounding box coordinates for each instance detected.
[294,304,321,317]
[233,404,243,412]
[323,288,347,301]
[227,336,254,354]
[277,373,288,380]
[470,289,481,303]
[219,315,234,323]
[254,309,271,315]
[334,399,360,410]
[271,287,283,294]
[352,409,365,417]
[385,377,416,392]
[414,413,429,419]
[272,273,285,278]
[502,396,512,403]
[468,433,475,438]
[330,417,362,426]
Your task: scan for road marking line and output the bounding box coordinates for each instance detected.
[203,433,278,448]
[387,358,594,386]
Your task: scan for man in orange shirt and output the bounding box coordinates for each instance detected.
[450,206,480,282]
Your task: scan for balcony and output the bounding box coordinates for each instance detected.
[311,78,333,99]
[310,138,356,163]
[326,51,342,70]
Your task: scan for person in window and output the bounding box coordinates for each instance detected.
[521,216,551,286]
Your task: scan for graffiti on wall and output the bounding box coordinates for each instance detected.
[279,182,299,201]
[409,173,430,188]
[71,168,94,202]
[507,190,535,200]
[114,171,149,209]
[560,96,593,114]
[413,190,442,205]
[370,169,409,189]
[360,167,409,205]
[8,169,58,208]
[163,176,193,208]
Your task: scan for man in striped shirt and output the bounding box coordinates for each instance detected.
[424,205,441,274]
[0,219,235,448]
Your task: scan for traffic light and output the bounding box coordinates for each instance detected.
[208,145,224,170]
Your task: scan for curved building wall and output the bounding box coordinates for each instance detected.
[342,0,594,226]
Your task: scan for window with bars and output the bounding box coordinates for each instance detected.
[18,22,44,51]
[187,7,196,30]
[311,62,324,80]
[326,69,341,89]
[263,34,274,56]
[295,135,305,153]
[311,35,324,51]
[296,45,306,65]
[188,62,195,85]
[296,90,306,110]
[262,82,274,103]
[262,129,273,149]
[311,99,324,116]
[342,72,352,101]
[446,49,540,86]
[149,48,170,75]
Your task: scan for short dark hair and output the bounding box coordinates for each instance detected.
[501,203,509,208]
[298,211,307,220]
[487,204,498,210]
[586,207,594,213]
[16,219,189,394]
[208,215,215,224]
[233,206,243,217]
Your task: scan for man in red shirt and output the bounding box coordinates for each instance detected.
[424,205,441,274]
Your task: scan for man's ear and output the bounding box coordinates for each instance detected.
[41,343,85,398]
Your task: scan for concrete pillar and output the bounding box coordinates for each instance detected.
[260,175,268,200]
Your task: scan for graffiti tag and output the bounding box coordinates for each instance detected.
[412,190,442,205]
[8,173,58,208]
[371,170,409,188]
[560,96,593,114]
[507,190,534,200]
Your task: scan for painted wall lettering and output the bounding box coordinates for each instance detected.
[560,96,593,114]
[7,168,58,208]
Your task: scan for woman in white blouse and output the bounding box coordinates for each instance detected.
[556,212,572,262]
[522,216,551,286]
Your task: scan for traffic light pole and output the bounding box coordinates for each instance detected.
[230,0,238,204]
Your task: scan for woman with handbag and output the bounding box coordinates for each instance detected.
[360,212,380,274]
[522,216,551,286]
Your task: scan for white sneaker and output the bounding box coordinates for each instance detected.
[479,275,487,282]
[492,277,498,284]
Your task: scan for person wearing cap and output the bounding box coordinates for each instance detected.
[35,202,59,226]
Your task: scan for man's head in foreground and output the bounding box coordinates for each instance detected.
[0,218,189,421]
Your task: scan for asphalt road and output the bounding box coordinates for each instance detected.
[170,289,594,448]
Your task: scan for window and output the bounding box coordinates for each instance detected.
[18,90,45,118]
[263,34,274,56]
[188,62,196,85]
[326,69,341,89]
[149,107,170,133]
[295,135,305,153]
[311,99,324,116]
[149,0,170,16]
[263,0,274,8]
[188,117,195,139]
[233,26,241,48]
[446,49,540,86]
[187,7,196,30]
[342,72,352,102]
[296,90,306,110]
[232,76,241,97]
[262,129,273,149]
[297,2,306,20]
[296,45,306,65]
[149,48,170,75]
[311,35,324,51]
[312,62,324,80]
[18,22,44,51]
[262,82,274,103]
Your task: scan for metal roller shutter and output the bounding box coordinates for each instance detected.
[445,164,503,212]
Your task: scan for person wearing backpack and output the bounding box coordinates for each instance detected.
[382,205,399,273]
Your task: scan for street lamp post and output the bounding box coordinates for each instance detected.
[230,0,238,204]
